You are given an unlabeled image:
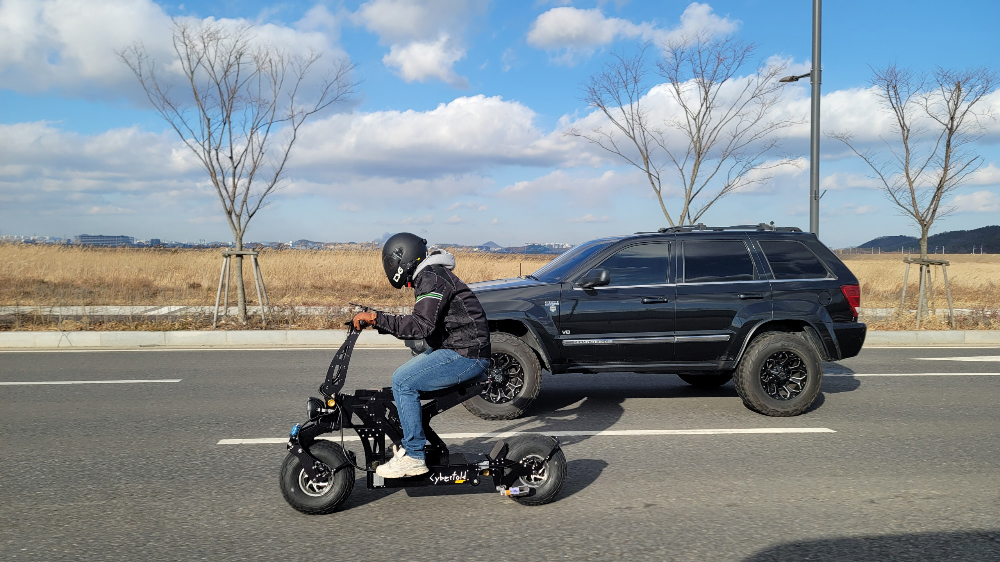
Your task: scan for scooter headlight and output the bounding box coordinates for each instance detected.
[307,397,325,419]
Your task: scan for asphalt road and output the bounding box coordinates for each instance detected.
[2,345,999,561]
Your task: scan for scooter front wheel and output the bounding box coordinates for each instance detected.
[280,441,355,514]
[505,434,566,506]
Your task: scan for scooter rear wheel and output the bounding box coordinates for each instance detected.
[280,441,355,514]
[505,434,566,506]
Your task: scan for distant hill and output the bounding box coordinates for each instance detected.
[480,241,502,249]
[857,225,1000,253]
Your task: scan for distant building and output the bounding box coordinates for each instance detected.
[149,239,161,246]
[75,234,134,246]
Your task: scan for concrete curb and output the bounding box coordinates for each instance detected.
[864,330,1000,346]
[2,329,1000,350]
[0,329,406,349]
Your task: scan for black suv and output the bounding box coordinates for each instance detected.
[462,224,866,420]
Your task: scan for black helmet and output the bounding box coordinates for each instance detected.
[382,232,427,289]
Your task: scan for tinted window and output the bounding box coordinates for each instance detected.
[531,239,617,283]
[683,240,755,283]
[596,243,670,286]
[759,240,830,279]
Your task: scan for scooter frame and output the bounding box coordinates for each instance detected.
[286,324,561,497]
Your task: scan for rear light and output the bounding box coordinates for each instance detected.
[841,284,861,319]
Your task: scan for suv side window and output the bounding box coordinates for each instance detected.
[596,242,670,286]
[683,240,755,283]
[759,240,830,279]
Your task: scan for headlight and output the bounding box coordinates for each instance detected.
[307,397,325,419]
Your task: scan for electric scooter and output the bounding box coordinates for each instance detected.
[280,312,567,515]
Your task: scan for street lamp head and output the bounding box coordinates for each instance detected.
[779,72,812,83]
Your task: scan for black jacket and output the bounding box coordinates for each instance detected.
[374,265,491,359]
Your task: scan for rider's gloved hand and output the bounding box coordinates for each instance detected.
[352,312,377,330]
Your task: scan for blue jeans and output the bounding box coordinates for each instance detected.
[392,348,489,460]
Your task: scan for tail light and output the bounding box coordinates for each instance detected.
[841,284,861,319]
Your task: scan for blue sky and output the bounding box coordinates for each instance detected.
[1,0,998,248]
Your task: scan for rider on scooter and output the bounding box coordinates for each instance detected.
[352,233,491,478]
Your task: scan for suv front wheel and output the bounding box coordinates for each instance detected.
[733,332,822,417]
[463,332,541,420]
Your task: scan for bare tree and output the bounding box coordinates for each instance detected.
[831,64,997,259]
[571,37,796,227]
[119,19,356,322]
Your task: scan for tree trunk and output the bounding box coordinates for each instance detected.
[233,237,248,323]
[919,227,929,260]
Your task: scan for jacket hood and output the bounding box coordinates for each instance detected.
[413,248,456,277]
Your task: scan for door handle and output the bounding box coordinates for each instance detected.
[641,297,670,304]
[738,292,765,300]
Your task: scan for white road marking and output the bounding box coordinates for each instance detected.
[864,346,1000,349]
[0,379,182,386]
[826,372,1000,377]
[218,427,836,445]
[914,356,1000,362]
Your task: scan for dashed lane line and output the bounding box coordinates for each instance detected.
[0,379,182,385]
[914,356,1000,362]
[825,372,1000,377]
[218,427,837,445]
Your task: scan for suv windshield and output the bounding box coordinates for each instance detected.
[528,238,618,283]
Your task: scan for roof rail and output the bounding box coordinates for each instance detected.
[649,222,803,234]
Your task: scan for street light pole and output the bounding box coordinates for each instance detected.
[809,0,822,237]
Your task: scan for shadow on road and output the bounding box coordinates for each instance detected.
[822,362,862,394]
[744,530,1000,561]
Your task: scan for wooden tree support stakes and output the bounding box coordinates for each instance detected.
[213,250,270,328]
[900,257,955,329]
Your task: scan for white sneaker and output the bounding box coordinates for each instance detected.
[376,448,429,478]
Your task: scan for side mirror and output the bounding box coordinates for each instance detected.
[575,268,610,289]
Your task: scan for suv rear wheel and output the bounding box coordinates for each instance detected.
[733,332,822,417]
[463,332,541,420]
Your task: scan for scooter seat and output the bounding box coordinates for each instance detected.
[418,379,483,400]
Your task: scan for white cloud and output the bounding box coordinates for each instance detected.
[445,214,464,223]
[498,169,644,206]
[447,201,487,211]
[383,35,468,87]
[354,0,484,86]
[568,213,610,223]
[527,3,739,63]
[87,205,133,215]
[398,214,435,224]
[968,163,1000,186]
[950,190,1000,213]
[0,0,346,99]
[0,0,171,95]
[292,95,584,179]
[821,172,883,191]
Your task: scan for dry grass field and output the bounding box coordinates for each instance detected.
[839,253,1000,330]
[2,244,997,330]
[0,244,554,330]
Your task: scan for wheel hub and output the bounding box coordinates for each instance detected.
[518,454,548,487]
[758,350,808,401]
[481,352,525,404]
[297,469,331,497]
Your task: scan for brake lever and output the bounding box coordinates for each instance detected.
[349,302,374,313]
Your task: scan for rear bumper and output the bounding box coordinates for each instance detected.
[833,322,867,359]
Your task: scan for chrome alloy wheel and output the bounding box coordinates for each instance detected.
[297,469,332,497]
[482,352,525,404]
[517,454,549,488]
[758,350,808,400]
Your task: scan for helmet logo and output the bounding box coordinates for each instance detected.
[392,266,404,283]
